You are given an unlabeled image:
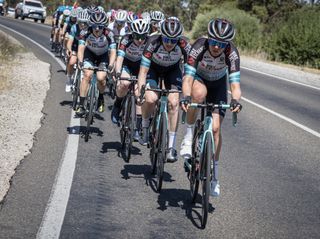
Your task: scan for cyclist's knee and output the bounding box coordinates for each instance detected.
[145,92,157,105]
[168,97,179,112]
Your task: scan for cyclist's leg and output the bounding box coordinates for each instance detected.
[165,66,182,162]
[206,76,227,196]
[139,69,159,145]
[180,75,207,159]
[96,53,109,113]
[76,50,94,116]
[112,67,130,124]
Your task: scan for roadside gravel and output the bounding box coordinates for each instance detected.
[0,32,50,202]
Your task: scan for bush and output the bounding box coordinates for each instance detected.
[191,7,262,52]
[0,33,18,60]
[264,7,320,69]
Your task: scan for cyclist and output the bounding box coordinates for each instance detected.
[126,13,138,33]
[180,18,242,197]
[76,11,117,117]
[107,10,128,47]
[65,9,90,92]
[149,10,165,35]
[111,19,150,141]
[137,17,191,162]
[52,6,66,50]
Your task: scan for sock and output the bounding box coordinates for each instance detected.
[213,161,219,181]
[168,131,176,149]
[114,97,123,108]
[79,97,85,106]
[185,123,194,140]
[142,117,150,128]
[136,114,142,130]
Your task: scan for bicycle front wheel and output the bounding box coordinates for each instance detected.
[190,119,201,203]
[201,134,212,229]
[85,85,95,142]
[156,112,167,193]
[122,95,133,162]
[72,68,80,110]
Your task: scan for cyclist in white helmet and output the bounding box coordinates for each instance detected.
[150,10,165,35]
[111,19,150,140]
[107,10,128,46]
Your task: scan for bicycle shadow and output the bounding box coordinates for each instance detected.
[156,188,215,229]
[101,141,142,158]
[120,164,175,193]
[67,125,104,138]
[60,100,72,107]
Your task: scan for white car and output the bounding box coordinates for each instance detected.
[15,0,46,23]
[7,7,15,17]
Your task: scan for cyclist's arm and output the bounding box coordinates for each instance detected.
[115,55,124,75]
[77,43,85,63]
[109,49,117,69]
[182,74,194,98]
[137,65,148,92]
[230,82,241,101]
[66,37,74,54]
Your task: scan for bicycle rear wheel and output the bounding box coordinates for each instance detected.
[85,85,95,142]
[156,112,167,192]
[190,119,201,203]
[201,135,212,229]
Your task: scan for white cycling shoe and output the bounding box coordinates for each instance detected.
[210,180,220,197]
[180,137,192,159]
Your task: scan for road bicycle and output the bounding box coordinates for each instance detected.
[141,82,181,192]
[71,63,81,110]
[119,76,138,162]
[82,66,107,142]
[182,102,237,228]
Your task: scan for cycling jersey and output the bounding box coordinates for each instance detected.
[107,22,128,36]
[79,28,117,56]
[64,17,77,34]
[141,34,191,89]
[118,34,147,76]
[68,24,82,51]
[185,38,240,83]
[141,34,191,70]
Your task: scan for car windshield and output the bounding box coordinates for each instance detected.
[25,1,42,7]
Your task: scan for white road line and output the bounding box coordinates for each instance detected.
[0,24,80,238]
[242,66,320,91]
[227,89,320,138]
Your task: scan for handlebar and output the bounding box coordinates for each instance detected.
[181,103,238,127]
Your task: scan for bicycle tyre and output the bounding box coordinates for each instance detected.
[156,112,167,192]
[201,134,212,228]
[72,69,80,110]
[85,85,95,142]
[190,119,201,203]
[149,115,158,174]
[122,96,133,162]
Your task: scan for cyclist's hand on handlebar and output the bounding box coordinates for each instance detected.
[230,99,242,113]
[78,61,84,70]
[107,65,114,75]
[180,96,191,112]
[115,72,121,81]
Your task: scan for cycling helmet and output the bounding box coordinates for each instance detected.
[160,18,183,38]
[89,11,108,26]
[127,13,138,24]
[208,18,235,41]
[115,10,127,22]
[63,9,71,16]
[70,9,78,18]
[97,6,105,13]
[141,12,151,23]
[150,11,165,22]
[87,5,99,15]
[131,19,150,35]
[167,16,180,22]
[77,9,90,23]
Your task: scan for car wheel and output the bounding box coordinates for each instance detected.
[34,19,38,22]
[41,19,45,23]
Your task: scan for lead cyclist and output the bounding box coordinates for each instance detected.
[180,18,242,197]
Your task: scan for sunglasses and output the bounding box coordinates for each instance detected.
[133,33,147,40]
[92,24,104,30]
[162,36,179,45]
[208,38,227,48]
[116,21,125,26]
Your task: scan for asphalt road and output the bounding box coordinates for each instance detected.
[0,16,319,239]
